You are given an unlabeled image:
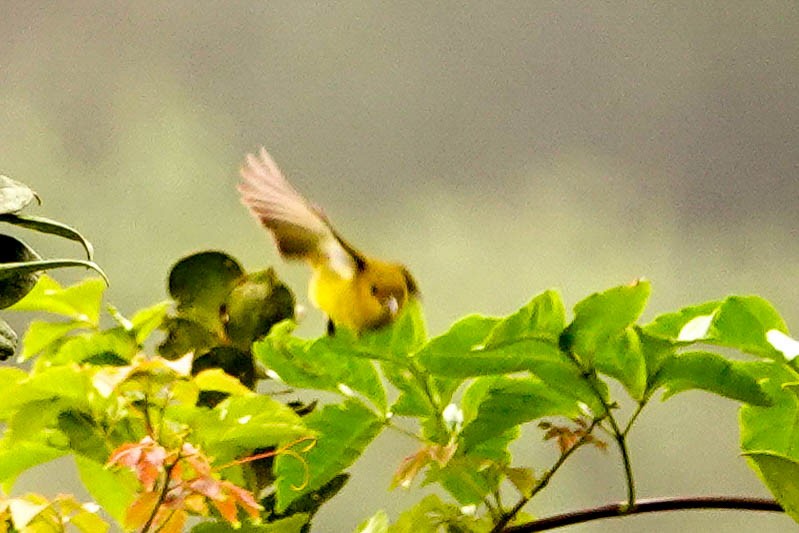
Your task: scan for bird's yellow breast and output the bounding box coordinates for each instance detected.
[309,265,384,332]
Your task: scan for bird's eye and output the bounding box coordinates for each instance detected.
[370,284,378,296]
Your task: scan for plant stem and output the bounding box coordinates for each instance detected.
[501,496,783,532]
[490,417,602,533]
[140,455,180,533]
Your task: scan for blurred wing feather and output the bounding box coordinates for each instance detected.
[239,147,355,278]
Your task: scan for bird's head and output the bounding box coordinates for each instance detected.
[358,260,418,328]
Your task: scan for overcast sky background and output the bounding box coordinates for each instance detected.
[2,3,798,531]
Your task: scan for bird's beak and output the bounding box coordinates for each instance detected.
[386,295,399,317]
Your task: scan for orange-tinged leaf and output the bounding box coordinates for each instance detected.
[157,508,187,533]
[212,495,239,525]
[222,481,262,518]
[125,492,159,530]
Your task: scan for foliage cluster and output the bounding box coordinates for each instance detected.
[1,178,799,532]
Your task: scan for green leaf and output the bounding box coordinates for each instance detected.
[46,327,137,365]
[643,300,721,340]
[224,268,295,350]
[192,515,309,532]
[8,275,106,325]
[382,362,433,417]
[0,259,107,285]
[483,289,565,347]
[129,301,170,344]
[355,298,428,360]
[19,320,87,361]
[561,279,651,360]
[57,410,111,462]
[653,351,771,405]
[0,176,38,214]
[0,235,41,308]
[459,376,581,452]
[193,369,253,396]
[75,455,137,527]
[0,365,91,417]
[417,315,499,371]
[168,251,244,330]
[426,457,500,506]
[197,395,309,456]
[274,399,383,512]
[356,510,389,533]
[638,328,677,382]
[0,317,17,360]
[0,214,94,260]
[710,296,788,357]
[0,441,67,489]
[255,323,388,412]
[593,327,647,400]
[740,362,799,458]
[744,451,799,524]
[157,316,218,360]
[644,296,789,358]
[389,494,492,533]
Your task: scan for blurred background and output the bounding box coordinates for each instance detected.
[2,2,798,531]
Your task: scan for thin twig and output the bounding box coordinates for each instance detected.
[490,417,603,533]
[140,455,180,533]
[502,496,783,532]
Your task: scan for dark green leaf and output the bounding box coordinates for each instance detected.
[224,268,295,350]
[561,279,651,361]
[274,399,383,512]
[459,376,581,452]
[263,474,349,522]
[7,275,107,323]
[654,351,771,405]
[157,316,218,360]
[638,329,677,382]
[0,259,107,285]
[484,289,565,347]
[0,176,38,214]
[0,318,17,360]
[168,251,244,330]
[0,235,40,308]
[57,410,110,462]
[744,451,799,525]
[0,214,94,260]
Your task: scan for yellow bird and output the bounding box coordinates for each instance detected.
[238,147,418,334]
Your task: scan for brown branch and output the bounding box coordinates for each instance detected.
[502,496,783,532]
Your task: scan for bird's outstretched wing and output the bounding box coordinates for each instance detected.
[238,147,356,278]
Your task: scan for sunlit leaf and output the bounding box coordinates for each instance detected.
[129,301,170,344]
[0,442,67,489]
[18,320,87,361]
[255,323,387,412]
[355,298,428,360]
[740,362,799,459]
[75,455,137,526]
[653,351,771,405]
[644,301,721,340]
[483,289,565,347]
[193,369,254,396]
[459,376,581,452]
[356,509,389,533]
[744,451,799,524]
[274,399,383,512]
[561,279,651,362]
[8,275,106,325]
[593,327,647,400]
